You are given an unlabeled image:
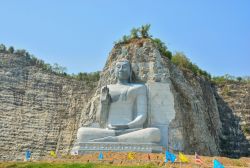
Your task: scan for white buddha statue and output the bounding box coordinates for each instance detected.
[76,59,161,144]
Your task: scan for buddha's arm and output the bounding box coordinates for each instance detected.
[97,86,111,127]
[127,86,147,128]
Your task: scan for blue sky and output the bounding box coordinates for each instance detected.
[1,0,249,76]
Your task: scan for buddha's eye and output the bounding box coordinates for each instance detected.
[123,64,129,69]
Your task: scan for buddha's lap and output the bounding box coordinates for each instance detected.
[77,127,161,142]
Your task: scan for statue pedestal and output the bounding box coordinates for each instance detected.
[71,142,162,155]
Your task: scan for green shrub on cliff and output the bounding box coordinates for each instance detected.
[15,49,27,57]
[0,44,100,83]
[172,52,211,79]
[211,75,250,84]
[172,52,190,68]
[8,46,14,53]
[152,38,172,59]
[139,24,151,38]
[130,28,139,39]
[114,25,172,60]
[114,24,152,45]
[52,63,67,74]
[242,125,250,134]
[114,25,213,79]
[122,35,130,43]
[75,71,100,83]
[0,44,6,52]
[0,44,14,54]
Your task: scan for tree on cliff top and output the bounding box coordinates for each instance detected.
[114,24,172,59]
[130,28,139,39]
[0,44,6,52]
[0,44,14,54]
[139,24,151,38]
[8,46,14,53]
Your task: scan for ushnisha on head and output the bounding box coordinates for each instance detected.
[114,59,132,84]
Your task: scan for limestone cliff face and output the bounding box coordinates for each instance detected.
[83,39,222,156]
[0,53,96,160]
[214,82,250,157]
[1,39,249,160]
[81,39,249,157]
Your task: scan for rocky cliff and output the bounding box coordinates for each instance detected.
[0,53,97,160]
[0,39,249,160]
[80,39,249,157]
[82,39,221,156]
[214,82,250,157]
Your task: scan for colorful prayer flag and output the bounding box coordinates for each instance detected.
[165,151,176,163]
[195,152,203,164]
[213,159,224,168]
[50,151,57,158]
[98,152,103,160]
[179,152,188,163]
[127,152,135,160]
[25,149,31,161]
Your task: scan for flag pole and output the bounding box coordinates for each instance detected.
[179,154,181,168]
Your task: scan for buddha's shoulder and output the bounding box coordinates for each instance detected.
[129,83,146,89]
[107,83,146,92]
[129,83,146,94]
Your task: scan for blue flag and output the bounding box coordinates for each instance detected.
[25,150,31,161]
[98,152,103,160]
[213,159,224,168]
[165,151,176,163]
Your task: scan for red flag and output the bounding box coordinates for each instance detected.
[195,152,203,164]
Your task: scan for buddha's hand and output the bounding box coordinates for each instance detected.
[100,86,111,103]
[108,124,129,130]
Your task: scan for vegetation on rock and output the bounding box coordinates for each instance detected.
[0,43,100,83]
[113,25,212,77]
[113,25,250,83]
[151,38,172,60]
[212,74,250,84]
[1,28,249,84]
[114,24,172,59]
[172,52,211,80]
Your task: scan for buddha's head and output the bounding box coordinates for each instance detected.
[115,59,132,83]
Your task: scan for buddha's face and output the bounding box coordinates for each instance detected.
[115,61,131,81]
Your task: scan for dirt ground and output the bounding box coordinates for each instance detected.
[39,152,250,168]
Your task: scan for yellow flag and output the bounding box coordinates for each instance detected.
[127,152,135,160]
[179,152,188,163]
[50,151,57,158]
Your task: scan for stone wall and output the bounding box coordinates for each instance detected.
[0,53,96,160]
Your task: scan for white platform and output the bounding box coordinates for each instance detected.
[71,142,162,155]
